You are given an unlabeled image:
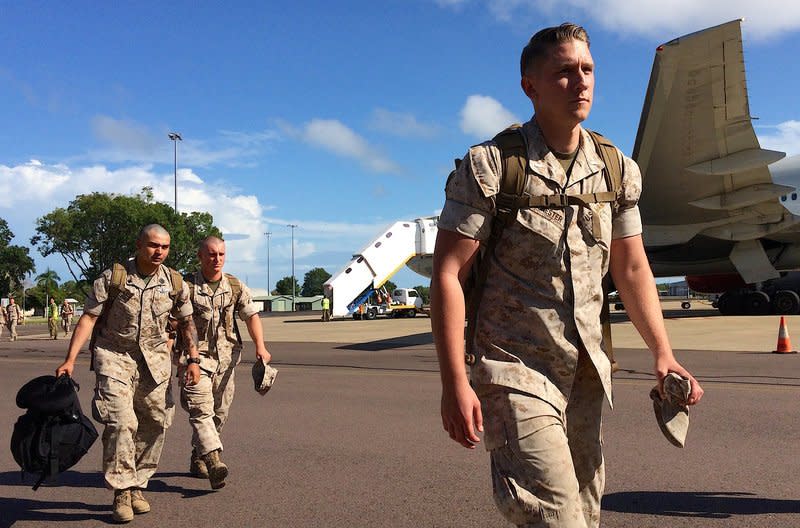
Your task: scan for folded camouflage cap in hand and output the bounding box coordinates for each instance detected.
[650,372,691,448]
[252,357,278,395]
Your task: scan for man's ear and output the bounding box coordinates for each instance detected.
[521,75,537,101]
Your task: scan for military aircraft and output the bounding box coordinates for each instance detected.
[635,19,800,315]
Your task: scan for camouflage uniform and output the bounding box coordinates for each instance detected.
[85,260,192,490]
[438,119,642,527]
[0,304,5,338]
[179,272,259,457]
[7,303,22,341]
[60,302,75,335]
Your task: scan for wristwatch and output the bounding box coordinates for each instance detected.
[186,357,201,365]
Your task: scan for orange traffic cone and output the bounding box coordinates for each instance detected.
[772,316,798,354]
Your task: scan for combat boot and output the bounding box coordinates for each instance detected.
[130,488,151,514]
[190,449,208,478]
[202,448,228,489]
[112,489,134,523]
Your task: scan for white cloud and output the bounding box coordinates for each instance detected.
[279,118,400,174]
[459,95,520,138]
[85,115,278,168]
[438,1,800,40]
[0,159,271,282]
[758,120,800,157]
[369,108,441,138]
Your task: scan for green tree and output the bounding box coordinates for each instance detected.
[412,284,431,304]
[274,276,300,296]
[0,218,35,297]
[383,279,397,294]
[35,268,61,299]
[300,267,331,297]
[31,188,222,285]
[60,279,90,301]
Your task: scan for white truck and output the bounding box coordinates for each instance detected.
[323,217,437,319]
[351,288,424,320]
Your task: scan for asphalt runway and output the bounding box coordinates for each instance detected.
[1,315,799,527]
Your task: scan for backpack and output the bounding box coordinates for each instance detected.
[456,125,622,371]
[10,374,98,490]
[178,273,244,353]
[89,262,184,370]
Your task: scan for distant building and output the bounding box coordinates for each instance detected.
[667,280,690,297]
[251,293,324,312]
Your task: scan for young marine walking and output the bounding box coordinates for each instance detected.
[175,236,273,490]
[431,23,704,527]
[56,224,201,523]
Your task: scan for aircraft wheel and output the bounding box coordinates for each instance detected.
[365,308,378,320]
[744,291,770,315]
[772,290,800,315]
[407,309,417,318]
[681,301,691,310]
[717,292,741,315]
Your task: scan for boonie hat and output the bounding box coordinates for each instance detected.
[252,358,278,395]
[650,372,691,448]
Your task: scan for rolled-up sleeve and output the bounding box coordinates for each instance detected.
[438,143,501,242]
[83,271,110,316]
[172,282,194,319]
[236,282,260,320]
[611,154,643,239]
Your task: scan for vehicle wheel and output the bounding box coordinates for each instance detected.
[365,308,378,320]
[681,301,691,310]
[716,292,741,315]
[744,291,770,315]
[407,309,417,318]
[353,313,362,320]
[614,303,624,311]
[772,290,800,315]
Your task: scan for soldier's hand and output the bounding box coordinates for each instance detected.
[184,363,201,386]
[256,348,272,364]
[56,360,74,378]
[441,381,483,449]
[655,356,704,405]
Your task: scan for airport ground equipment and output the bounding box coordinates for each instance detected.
[324,217,437,318]
[351,287,424,320]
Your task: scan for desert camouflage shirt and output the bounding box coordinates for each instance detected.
[85,260,193,385]
[184,272,260,373]
[438,118,643,411]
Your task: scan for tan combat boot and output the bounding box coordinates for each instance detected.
[190,450,208,478]
[202,449,228,489]
[130,488,151,514]
[112,489,134,523]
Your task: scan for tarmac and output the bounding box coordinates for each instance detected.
[1,306,799,527]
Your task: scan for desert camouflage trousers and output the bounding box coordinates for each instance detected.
[8,320,17,340]
[62,315,73,334]
[91,349,175,490]
[180,358,237,456]
[477,350,605,528]
[48,318,58,339]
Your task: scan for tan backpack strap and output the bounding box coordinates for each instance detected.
[167,267,183,302]
[465,125,527,366]
[89,262,128,371]
[588,129,623,373]
[225,273,242,304]
[587,130,623,199]
[224,273,243,345]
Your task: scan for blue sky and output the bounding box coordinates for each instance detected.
[1,0,799,292]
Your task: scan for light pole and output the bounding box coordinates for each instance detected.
[168,132,182,212]
[287,224,298,311]
[264,231,272,294]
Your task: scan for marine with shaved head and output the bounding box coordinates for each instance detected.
[56,223,199,523]
[175,235,272,490]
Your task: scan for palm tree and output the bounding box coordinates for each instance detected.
[35,268,60,316]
